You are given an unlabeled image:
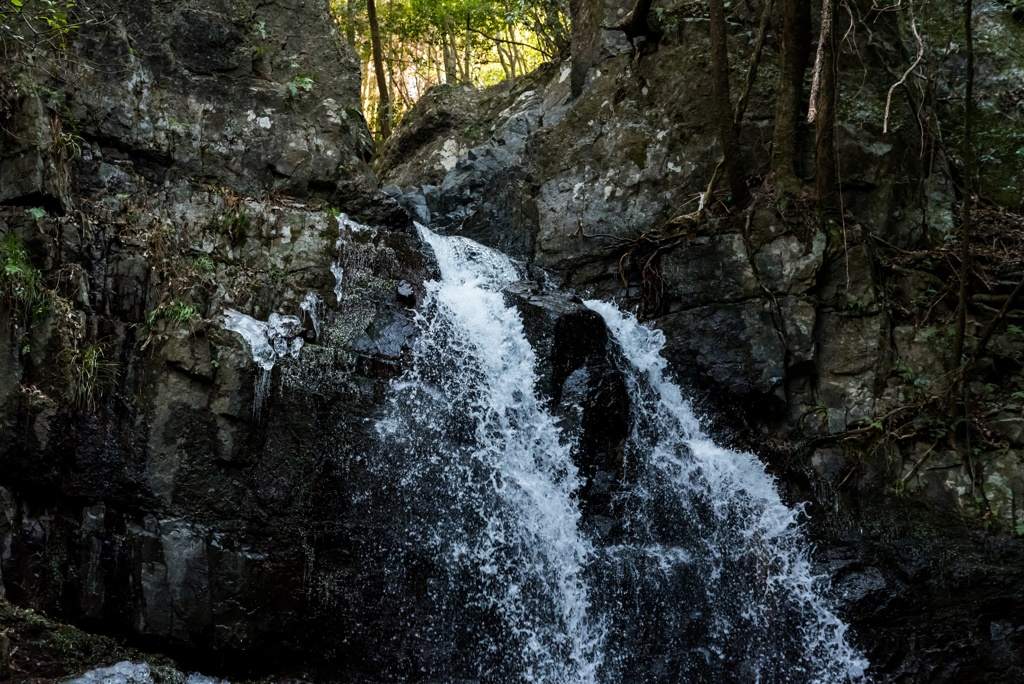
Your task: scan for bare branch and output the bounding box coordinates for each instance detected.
[882,0,924,134]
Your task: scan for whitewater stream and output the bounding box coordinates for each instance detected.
[369,224,868,682]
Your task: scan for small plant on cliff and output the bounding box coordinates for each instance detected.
[54,128,82,159]
[219,208,250,247]
[192,253,215,273]
[61,339,118,412]
[146,300,199,327]
[0,233,46,321]
[286,71,317,103]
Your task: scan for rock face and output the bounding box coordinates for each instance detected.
[2,0,1024,681]
[0,0,433,676]
[505,283,629,530]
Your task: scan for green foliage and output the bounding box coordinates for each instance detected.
[894,477,927,498]
[919,413,964,441]
[192,253,215,273]
[894,360,915,383]
[855,416,884,432]
[147,300,199,327]
[54,128,82,158]
[287,72,317,101]
[1,0,82,49]
[61,339,118,411]
[329,0,567,131]
[0,233,47,320]
[219,208,250,247]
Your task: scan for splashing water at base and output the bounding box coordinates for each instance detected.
[369,227,867,683]
[585,300,868,683]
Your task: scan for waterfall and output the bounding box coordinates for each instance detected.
[373,226,604,682]
[371,226,867,682]
[584,301,868,682]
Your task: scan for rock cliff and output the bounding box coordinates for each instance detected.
[1,0,432,676]
[1,0,1023,681]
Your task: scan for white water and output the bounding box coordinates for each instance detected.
[375,226,604,682]
[300,291,324,338]
[65,662,225,684]
[585,300,868,682]
[222,309,305,419]
[373,228,867,682]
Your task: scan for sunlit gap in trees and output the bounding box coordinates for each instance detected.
[329,0,569,142]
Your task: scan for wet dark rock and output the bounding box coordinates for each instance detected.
[331,182,414,232]
[659,300,786,399]
[0,0,434,675]
[507,284,629,524]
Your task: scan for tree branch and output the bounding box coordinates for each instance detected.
[465,26,555,59]
[883,0,924,134]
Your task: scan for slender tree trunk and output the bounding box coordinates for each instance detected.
[392,44,410,110]
[361,61,374,111]
[463,13,472,83]
[953,0,974,368]
[429,42,442,83]
[367,0,391,140]
[708,0,750,206]
[811,0,838,214]
[496,41,514,80]
[344,0,356,48]
[443,18,458,83]
[507,25,520,77]
[772,0,812,193]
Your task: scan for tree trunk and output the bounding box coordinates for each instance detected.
[343,0,356,48]
[508,24,522,77]
[496,40,513,80]
[811,0,838,214]
[443,18,458,83]
[463,13,472,83]
[772,0,812,193]
[953,0,974,368]
[367,0,391,140]
[708,0,750,207]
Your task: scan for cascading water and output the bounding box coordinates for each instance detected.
[371,226,867,682]
[584,301,868,682]
[374,226,604,682]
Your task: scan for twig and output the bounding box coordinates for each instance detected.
[465,26,555,59]
[900,440,938,483]
[967,274,1024,367]
[883,0,923,133]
